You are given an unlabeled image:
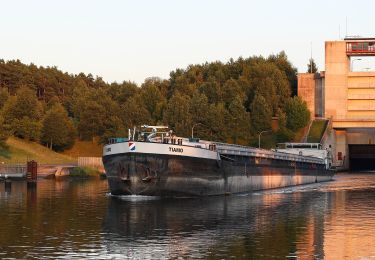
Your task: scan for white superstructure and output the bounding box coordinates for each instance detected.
[103,126,332,168]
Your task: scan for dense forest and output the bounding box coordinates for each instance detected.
[0,52,310,151]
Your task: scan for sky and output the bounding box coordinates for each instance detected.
[1,0,375,85]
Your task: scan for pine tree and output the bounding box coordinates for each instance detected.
[307,58,318,73]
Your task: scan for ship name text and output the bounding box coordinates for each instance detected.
[169,147,183,153]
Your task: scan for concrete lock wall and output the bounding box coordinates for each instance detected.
[334,130,348,169]
[298,73,316,118]
[298,38,375,170]
[325,41,350,120]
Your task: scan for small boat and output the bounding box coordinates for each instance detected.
[102,125,334,197]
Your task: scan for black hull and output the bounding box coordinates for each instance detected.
[103,153,334,197]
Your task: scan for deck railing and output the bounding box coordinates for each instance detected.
[214,142,325,164]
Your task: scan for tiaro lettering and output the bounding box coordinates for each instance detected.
[169,147,183,153]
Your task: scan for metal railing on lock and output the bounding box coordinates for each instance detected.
[0,164,27,177]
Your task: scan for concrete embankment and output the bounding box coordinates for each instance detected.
[0,164,78,179]
[1,156,104,179]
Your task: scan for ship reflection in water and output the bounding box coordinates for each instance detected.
[103,174,375,259]
[0,174,374,259]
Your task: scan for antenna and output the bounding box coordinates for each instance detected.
[310,41,313,73]
[345,17,348,37]
[339,25,341,39]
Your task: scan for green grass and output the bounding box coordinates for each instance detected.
[62,138,102,157]
[248,133,278,149]
[253,126,307,149]
[70,166,101,177]
[0,137,76,164]
[294,125,309,143]
[307,120,328,143]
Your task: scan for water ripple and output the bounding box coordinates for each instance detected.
[0,174,374,259]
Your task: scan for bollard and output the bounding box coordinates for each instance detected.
[5,175,11,191]
[27,180,37,189]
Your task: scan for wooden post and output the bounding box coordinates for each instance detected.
[26,160,37,188]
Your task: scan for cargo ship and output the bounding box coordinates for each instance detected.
[102,125,334,197]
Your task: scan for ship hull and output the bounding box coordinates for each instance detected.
[103,152,334,197]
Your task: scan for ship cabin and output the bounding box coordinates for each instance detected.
[107,125,217,151]
[275,142,331,162]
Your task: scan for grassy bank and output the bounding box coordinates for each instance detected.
[62,138,102,157]
[0,137,76,164]
[307,120,328,143]
[70,166,102,177]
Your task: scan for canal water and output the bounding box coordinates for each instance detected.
[0,174,374,259]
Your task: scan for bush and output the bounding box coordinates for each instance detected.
[70,166,101,177]
[276,128,295,143]
[285,96,310,131]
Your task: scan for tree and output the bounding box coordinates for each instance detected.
[2,86,43,122]
[12,117,42,141]
[1,87,43,141]
[78,100,106,141]
[140,82,166,124]
[121,95,151,130]
[77,89,123,142]
[163,93,191,136]
[198,81,222,104]
[0,88,9,109]
[206,103,227,142]
[250,94,272,133]
[248,61,291,114]
[0,115,10,149]
[0,54,308,148]
[189,91,209,121]
[222,79,244,107]
[227,95,250,144]
[307,58,318,73]
[285,96,311,131]
[268,51,298,96]
[106,81,139,104]
[46,96,60,110]
[101,114,127,143]
[69,79,90,119]
[41,104,76,151]
[276,108,294,142]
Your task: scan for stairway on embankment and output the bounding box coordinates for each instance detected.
[301,118,330,144]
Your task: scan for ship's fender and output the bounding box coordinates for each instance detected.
[216,153,222,168]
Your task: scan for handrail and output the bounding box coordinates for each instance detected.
[214,142,325,164]
[104,138,326,165]
[320,117,332,145]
